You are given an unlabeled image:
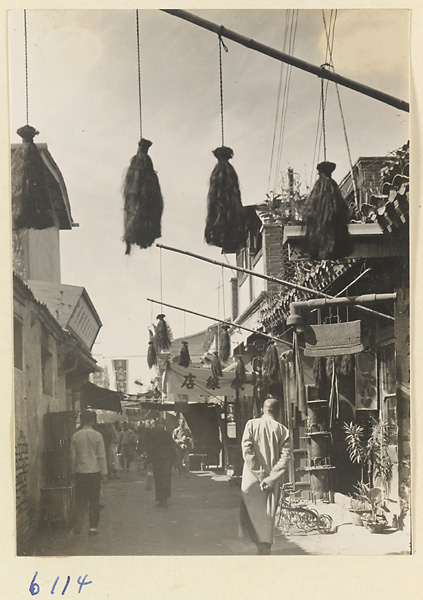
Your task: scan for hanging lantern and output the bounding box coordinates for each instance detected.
[205,146,246,252]
[179,341,191,368]
[211,352,223,378]
[262,342,281,386]
[219,323,231,362]
[11,125,57,231]
[123,138,163,254]
[147,328,157,369]
[154,314,170,352]
[304,161,352,260]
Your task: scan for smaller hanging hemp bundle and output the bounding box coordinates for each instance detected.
[123,138,163,254]
[147,328,157,369]
[231,355,247,390]
[219,324,231,362]
[155,314,170,352]
[304,161,352,260]
[179,341,191,368]
[262,342,282,386]
[12,125,57,231]
[211,352,223,378]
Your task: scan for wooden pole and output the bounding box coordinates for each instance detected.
[161,9,409,113]
[156,243,394,321]
[146,297,292,346]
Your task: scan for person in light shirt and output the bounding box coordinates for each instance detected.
[71,410,108,535]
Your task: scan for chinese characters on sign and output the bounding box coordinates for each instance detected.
[112,359,128,394]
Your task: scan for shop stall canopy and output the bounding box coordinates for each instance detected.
[82,381,123,413]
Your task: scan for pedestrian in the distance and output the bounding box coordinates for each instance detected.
[119,421,137,471]
[239,397,290,555]
[107,422,121,479]
[70,410,108,536]
[172,417,193,477]
[146,417,176,508]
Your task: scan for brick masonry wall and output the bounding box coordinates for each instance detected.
[15,430,30,550]
[262,224,284,292]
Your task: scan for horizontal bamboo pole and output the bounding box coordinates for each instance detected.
[147,297,292,347]
[161,9,409,113]
[156,243,394,321]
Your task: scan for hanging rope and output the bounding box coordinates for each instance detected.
[320,73,327,162]
[136,10,143,139]
[322,9,358,205]
[159,245,163,311]
[24,10,29,125]
[218,33,228,147]
[221,266,226,321]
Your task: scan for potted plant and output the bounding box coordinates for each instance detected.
[348,493,371,526]
[354,482,390,533]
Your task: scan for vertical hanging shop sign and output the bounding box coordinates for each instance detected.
[112,359,128,394]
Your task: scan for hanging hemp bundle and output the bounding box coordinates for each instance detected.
[205,147,246,252]
[262,342,281,386]
[147,329,157,369]
[179,341,191,368]
[304,161,352,260]
[231,355,246,390]
[338,354,354,377]
[211,352,223,378]
[12,125,57,231]
[219,324,231,362]
[313,357,329,399]
[155,314,170,352]
[123,138,163,254]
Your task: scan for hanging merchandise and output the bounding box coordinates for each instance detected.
[219,324,231,362]
[231,355,246,390]
[304,161,352,260]
[147,328,157,369]
[211,352,223,378]
[12,14,56,231]
[179,341,191,368]
[313,356,329,399]
[12,125,57,231]
[205,36,246,253]
[328,357,339,429]
[293,330,307,420]
[123,11,163,254]
[155,313,170,352]
[262,342,281,386]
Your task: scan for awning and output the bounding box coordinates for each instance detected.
[304,320,363,357]
[82,382,123,413]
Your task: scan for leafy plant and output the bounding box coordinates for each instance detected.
[354,482,389,525]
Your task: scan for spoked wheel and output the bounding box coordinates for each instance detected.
[317,514,333,533]
[275,509,290,536]
[297,509,319,532]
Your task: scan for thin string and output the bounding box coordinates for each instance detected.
[320,75,327,162]
[221,266,226,321]
[218,33,228,147]
[136,10,143,138]
[159,246,163,312]
[24,10,29,125]
[183,311,186,339]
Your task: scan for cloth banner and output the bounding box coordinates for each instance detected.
[112,359,128,394]
[304,320,363,357]
[165,363,253,400]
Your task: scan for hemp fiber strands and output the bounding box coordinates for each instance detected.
[123,138,163,254]
[262,342,282,386]
[155,314,170,352]
[211,352,223,378]
[12,125,57,231]
[304,161,352,260]
[147,329,157,369]
[179,341,191,368]
[219,324,231,362]
[205,146,246,252]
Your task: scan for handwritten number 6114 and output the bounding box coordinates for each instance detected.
[29,572,92,595]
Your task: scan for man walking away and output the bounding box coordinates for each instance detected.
[146,418,176,508]
[71,410,108,535]
[240,397,290,555]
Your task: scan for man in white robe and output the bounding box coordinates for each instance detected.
[240,397,290,554]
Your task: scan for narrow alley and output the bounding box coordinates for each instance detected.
[23,467,309,556]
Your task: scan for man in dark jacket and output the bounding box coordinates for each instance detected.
[146,418,176,508]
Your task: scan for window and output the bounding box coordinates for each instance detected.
[14,318,23,370]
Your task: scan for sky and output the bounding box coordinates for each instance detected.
[7,9,409,393]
